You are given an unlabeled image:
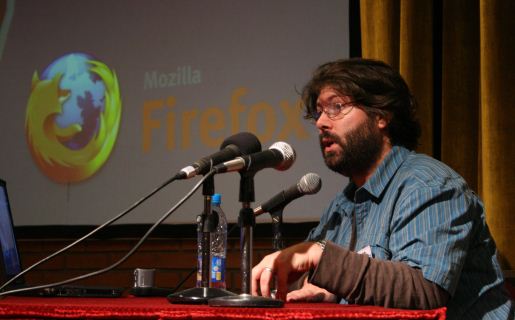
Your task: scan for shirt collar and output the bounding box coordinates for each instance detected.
[344,146,410,203]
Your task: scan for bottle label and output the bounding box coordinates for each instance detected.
[196,256,202,287]
[210,256,225,283]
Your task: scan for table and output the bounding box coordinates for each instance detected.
[0,296,446,319]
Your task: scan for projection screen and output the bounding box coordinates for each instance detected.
[0,0,350,226]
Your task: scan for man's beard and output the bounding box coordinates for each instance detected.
[319,117,384,177]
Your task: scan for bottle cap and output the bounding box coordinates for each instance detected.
[212,193,222,205]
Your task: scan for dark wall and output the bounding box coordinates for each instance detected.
[15,223,313,294]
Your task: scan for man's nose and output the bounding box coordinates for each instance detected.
[316,111,332,131]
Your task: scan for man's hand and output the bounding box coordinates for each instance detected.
[251,241,324,301]
[287,282,337,302]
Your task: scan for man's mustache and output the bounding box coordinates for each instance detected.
[319,131,342,145]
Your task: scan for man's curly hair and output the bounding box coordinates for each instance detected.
[302,58,421,151]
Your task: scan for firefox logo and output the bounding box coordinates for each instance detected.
[25,53,122,183]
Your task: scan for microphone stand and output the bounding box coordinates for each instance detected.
[270,208,285,251]
[168,174,235,304]
[209,171,283,307]
[268,207,285,298]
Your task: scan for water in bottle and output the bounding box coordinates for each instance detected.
[210,193,227,289]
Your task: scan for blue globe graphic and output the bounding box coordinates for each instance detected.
[41,53,106,150]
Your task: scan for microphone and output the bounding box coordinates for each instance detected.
[213,141,296,174]
[177,132,261,179]
[254,173,322,216]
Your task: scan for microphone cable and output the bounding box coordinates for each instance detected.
[0,171,202,296]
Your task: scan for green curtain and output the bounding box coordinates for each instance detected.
[360,0,515,270]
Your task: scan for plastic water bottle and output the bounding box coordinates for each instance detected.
[210,193,227,289]
[195,214,203,287]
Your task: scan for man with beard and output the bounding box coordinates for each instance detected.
[251,59,513,320]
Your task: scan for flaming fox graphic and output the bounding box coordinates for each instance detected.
[25,59,121,183]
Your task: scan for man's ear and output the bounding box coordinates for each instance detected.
[376,116,388,129]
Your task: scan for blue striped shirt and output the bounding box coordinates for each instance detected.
[307,146,513,319]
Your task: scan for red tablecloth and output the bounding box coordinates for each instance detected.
[0,296,446,319]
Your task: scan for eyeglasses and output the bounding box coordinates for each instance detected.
[310,101,355,121]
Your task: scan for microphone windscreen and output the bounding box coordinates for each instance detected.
[298,173,322,194]
[269,141,296,171]
[220,132,261,155]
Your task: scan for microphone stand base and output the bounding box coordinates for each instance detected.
[167,287,236,304]
[208,293,284,308]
